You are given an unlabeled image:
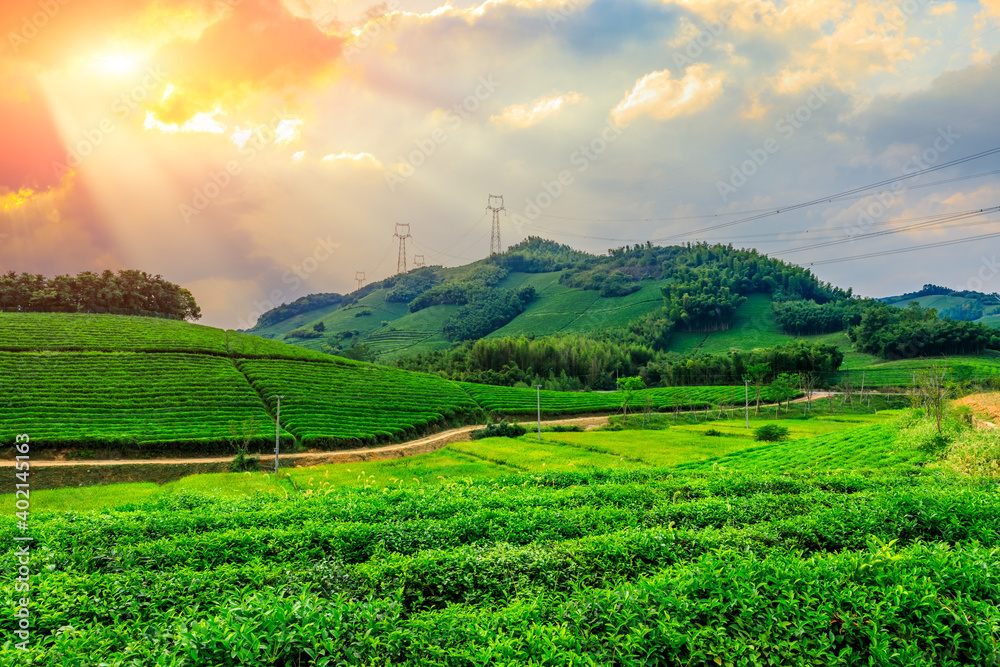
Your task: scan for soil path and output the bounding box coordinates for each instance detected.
[0,416,610,469]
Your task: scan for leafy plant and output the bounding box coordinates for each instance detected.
[754,424,790,442]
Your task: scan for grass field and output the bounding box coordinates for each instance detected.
[4,407,999,665]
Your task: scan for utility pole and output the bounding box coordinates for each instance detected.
[355,271,365,291]
[274,395,283,474]
[413,255,425,268]
[535,384,543,442]
[744,379,749,429]
[487,194,505,256]
[394,223,412,274]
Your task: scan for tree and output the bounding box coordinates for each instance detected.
[769,372,798,414]
[313,321,326,332]
[617,375,646,423]
[744,362,770,415]
[914,364,951,434]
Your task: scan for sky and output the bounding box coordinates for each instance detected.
[1,0,999,330]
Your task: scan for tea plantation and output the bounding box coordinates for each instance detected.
[0,313,790,454]
[3,415,1000,665]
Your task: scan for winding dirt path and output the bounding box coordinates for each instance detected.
[0,416,610,470]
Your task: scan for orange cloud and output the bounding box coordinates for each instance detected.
[148,0,343,125]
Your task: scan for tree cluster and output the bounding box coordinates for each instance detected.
[251,293,342,329]
[500,237,592,273]
[408,265,509,312]
[385,268,440,303]
[848,302,997,359]
[772,299,872,335]
[0,270,201,320]
[442,286,537,341]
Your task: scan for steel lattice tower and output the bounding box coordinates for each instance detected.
[355,271,365,291]
[487,194,505,256]
[394,224,412,274]
[413,255,425,268]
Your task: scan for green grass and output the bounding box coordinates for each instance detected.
[668,294,793,354]
[680,416,929,474]
[451,437,641,471]
[534,429,758,467]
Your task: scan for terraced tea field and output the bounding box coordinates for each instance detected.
[0,352,292,453]
[459,381,791,415]
[238,359,481,448]
[4,413,998,666]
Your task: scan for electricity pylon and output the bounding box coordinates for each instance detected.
[413,255,425,268]
[487,194,505,256]
[355,271,365,291]
[394,224,412,274]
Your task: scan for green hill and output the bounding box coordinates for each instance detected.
[246,239,848,363]
[0,313,482,455]
[0,312,772,457]
[882,283,1000,324]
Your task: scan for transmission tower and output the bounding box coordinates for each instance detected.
[394,223,412,274]
[413,255,425,268]
[486,194,505,256]
[355,271,365,291]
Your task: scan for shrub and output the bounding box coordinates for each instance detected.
[285,327,322,339]
[754,424,790,442]
[471,421,527,439]
[704,428,723,436]
[354,309,373,317]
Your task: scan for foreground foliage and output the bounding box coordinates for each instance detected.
[4,415,1000,666]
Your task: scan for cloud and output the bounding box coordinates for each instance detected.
[491,92,583,128]
[146,0,343,125]
[929,2,957,16]
[611,64,722,124]
[321,152,384,169]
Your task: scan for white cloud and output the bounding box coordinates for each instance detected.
[611,65,722,124]
[490,92,583,128]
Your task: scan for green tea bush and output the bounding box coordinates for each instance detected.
[471,421,527,439]
[754,424,790,441]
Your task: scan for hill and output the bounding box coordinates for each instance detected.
[882,283,1000,327]
[0,313,481,456]
[244,239,848,361]
[0,312,771,459]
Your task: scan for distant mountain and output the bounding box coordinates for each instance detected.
[881,284,1000,328]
